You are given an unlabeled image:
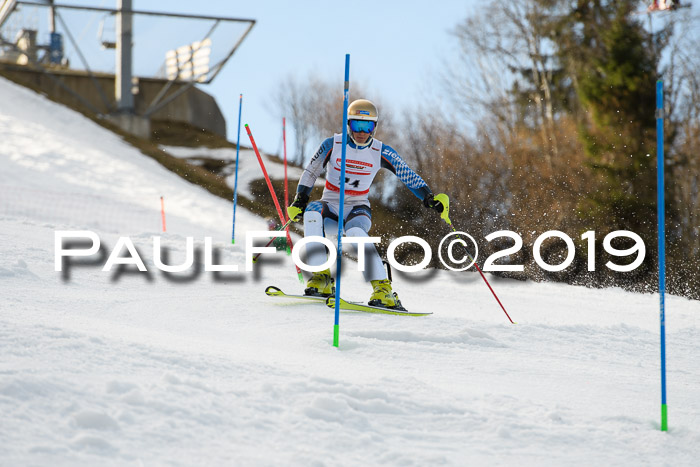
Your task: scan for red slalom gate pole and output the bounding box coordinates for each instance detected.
[282,118,291,255]
[245,124,303,281]
[283,117,289,220]
[160,196,167,232]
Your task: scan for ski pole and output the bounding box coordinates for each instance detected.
[434,194,515,324]
[252,218,294,263]
[245,124,303,282]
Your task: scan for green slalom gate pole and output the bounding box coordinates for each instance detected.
[657,80,668,432]
[333,54,350,348]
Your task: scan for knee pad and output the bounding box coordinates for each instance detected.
[303,210,324,237]
[344,214,371,234]
[303,210,331,268]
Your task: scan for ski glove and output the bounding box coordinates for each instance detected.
[287,192,309,222]
[423,193,444,213]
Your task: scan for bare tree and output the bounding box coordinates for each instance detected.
[273,75,317,164]
[274,73,399,165]
[447,0,566,164]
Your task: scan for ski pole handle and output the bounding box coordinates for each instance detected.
[434,193,451,225]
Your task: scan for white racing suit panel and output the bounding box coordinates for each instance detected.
[302,202,386,281]
[321,134,383,208]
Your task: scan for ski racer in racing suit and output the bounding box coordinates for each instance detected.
[286,99,444,308]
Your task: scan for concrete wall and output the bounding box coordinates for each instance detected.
[0,62,226,137]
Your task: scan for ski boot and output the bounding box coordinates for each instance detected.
[304,269,334,297]
[369,279,403,309]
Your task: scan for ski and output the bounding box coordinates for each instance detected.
[266,286,431,316]
[325,297,433,317]
[265,285,329,303]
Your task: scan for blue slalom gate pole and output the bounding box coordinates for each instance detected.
[232,94,243,244]
[656,80,668,432]
[333,54,350,348]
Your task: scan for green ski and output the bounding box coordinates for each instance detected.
[265,286,329,303]
[325,297,432,317]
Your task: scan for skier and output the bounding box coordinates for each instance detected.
[286,99,444,308]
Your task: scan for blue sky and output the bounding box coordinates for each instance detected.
[173,0,477,156]
[32,0,477,157]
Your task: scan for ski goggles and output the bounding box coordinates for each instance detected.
[349,119,376,133]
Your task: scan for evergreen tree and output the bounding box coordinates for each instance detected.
[550,0,662,239]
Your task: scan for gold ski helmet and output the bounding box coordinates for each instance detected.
[347,99,378,147]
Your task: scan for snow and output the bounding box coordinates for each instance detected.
[1,75,700,466]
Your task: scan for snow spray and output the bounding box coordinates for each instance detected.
[434,193,514,324]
